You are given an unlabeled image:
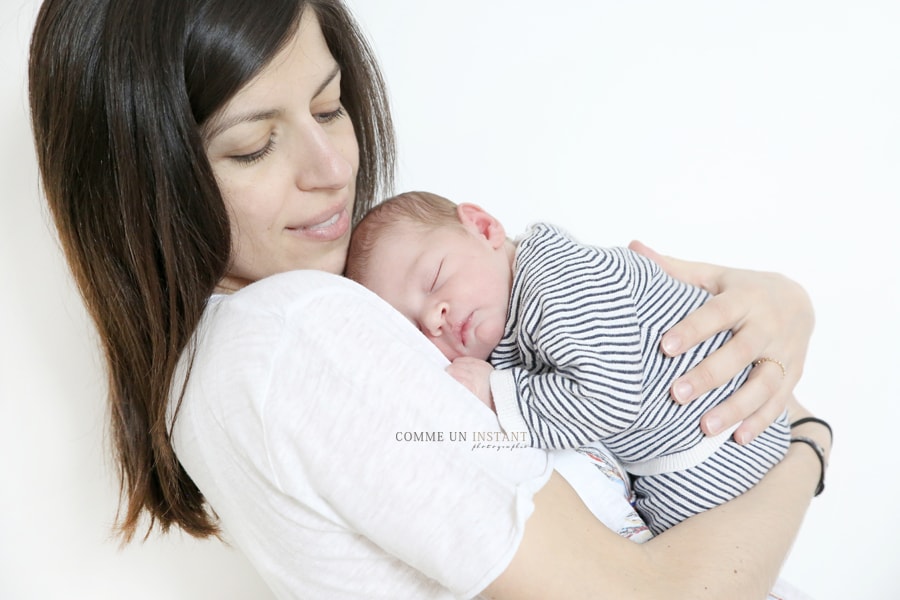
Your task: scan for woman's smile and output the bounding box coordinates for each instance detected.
[286,201,351,241]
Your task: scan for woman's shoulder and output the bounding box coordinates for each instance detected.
[198,269,445,366]
[175,267,449,445]
[217,270,367,311]
[206,270,398,329]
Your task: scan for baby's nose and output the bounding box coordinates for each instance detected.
[421,302,448,337]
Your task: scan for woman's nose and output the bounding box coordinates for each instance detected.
[293,124,354,191]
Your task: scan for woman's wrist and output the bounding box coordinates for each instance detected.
[788,416,832,497]
[791,416,833,443]
[789,417,833,457]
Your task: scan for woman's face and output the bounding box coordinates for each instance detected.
[204,10,359,290]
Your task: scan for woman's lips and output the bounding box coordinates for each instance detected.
[286,203,350,241]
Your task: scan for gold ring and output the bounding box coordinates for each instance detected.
[753,357,786,378]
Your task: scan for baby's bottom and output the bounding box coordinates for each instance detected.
[551,444,652,543]
[633,412,790,535]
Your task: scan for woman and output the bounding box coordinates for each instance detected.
[28,0,830,598]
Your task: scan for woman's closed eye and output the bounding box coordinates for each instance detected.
[314,105,346,125]
[230,135,276,165]
[228,106,344,165]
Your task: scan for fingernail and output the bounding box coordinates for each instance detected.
[661,334,681,356]
[734,430,749,445]
[672,380,693,403]
[705,416,723,436]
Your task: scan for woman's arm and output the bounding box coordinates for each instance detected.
[483,397,830,600]
[629,241,814,444]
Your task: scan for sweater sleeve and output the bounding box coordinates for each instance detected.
[491,231,649,449]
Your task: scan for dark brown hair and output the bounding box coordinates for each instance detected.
[345,190,460,283]
[28,0,394,541]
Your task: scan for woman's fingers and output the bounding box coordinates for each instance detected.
[673,317,801,443]
[628,240,723,293]
[631,239,815,444]
[699,365,791,442]
[669,322,760,403]
[660,292,748,360]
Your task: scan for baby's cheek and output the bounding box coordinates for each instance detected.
[479,319,506,352]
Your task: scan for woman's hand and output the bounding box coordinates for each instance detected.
[629,240,815,444]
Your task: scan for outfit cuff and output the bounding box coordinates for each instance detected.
[622,422,740,476]
[489,369,532,442]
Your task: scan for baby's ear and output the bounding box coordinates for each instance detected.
[457,203,507,248]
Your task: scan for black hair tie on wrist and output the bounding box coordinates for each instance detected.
[790,416,833,443]
[790,436,826,497]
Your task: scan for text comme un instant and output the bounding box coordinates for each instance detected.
[394,431,528,443]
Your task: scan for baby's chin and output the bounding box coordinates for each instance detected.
[455,341,495,362]
[471,348,494,361]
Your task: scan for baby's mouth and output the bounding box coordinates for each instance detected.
[458,313,473,348]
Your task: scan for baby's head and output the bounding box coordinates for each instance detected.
[346,191,514,361]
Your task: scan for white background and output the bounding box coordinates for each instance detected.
[2,0,898,598]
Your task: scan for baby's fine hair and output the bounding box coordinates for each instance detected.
[345,191,460,282]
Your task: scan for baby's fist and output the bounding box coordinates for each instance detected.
[446,357,495,411]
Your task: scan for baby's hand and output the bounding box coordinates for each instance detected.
[446,357,495,411]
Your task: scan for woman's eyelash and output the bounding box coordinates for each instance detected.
[229,106,343,165]
[316,106,346,124]
[231,137,276,165]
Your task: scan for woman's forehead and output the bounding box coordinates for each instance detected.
[206,9,339,135]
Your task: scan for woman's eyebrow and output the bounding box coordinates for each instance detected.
[205,64,341,141]
[313,63,341,99]
[206,109,281,141]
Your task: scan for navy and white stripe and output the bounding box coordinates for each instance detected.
[490,223,789,533]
